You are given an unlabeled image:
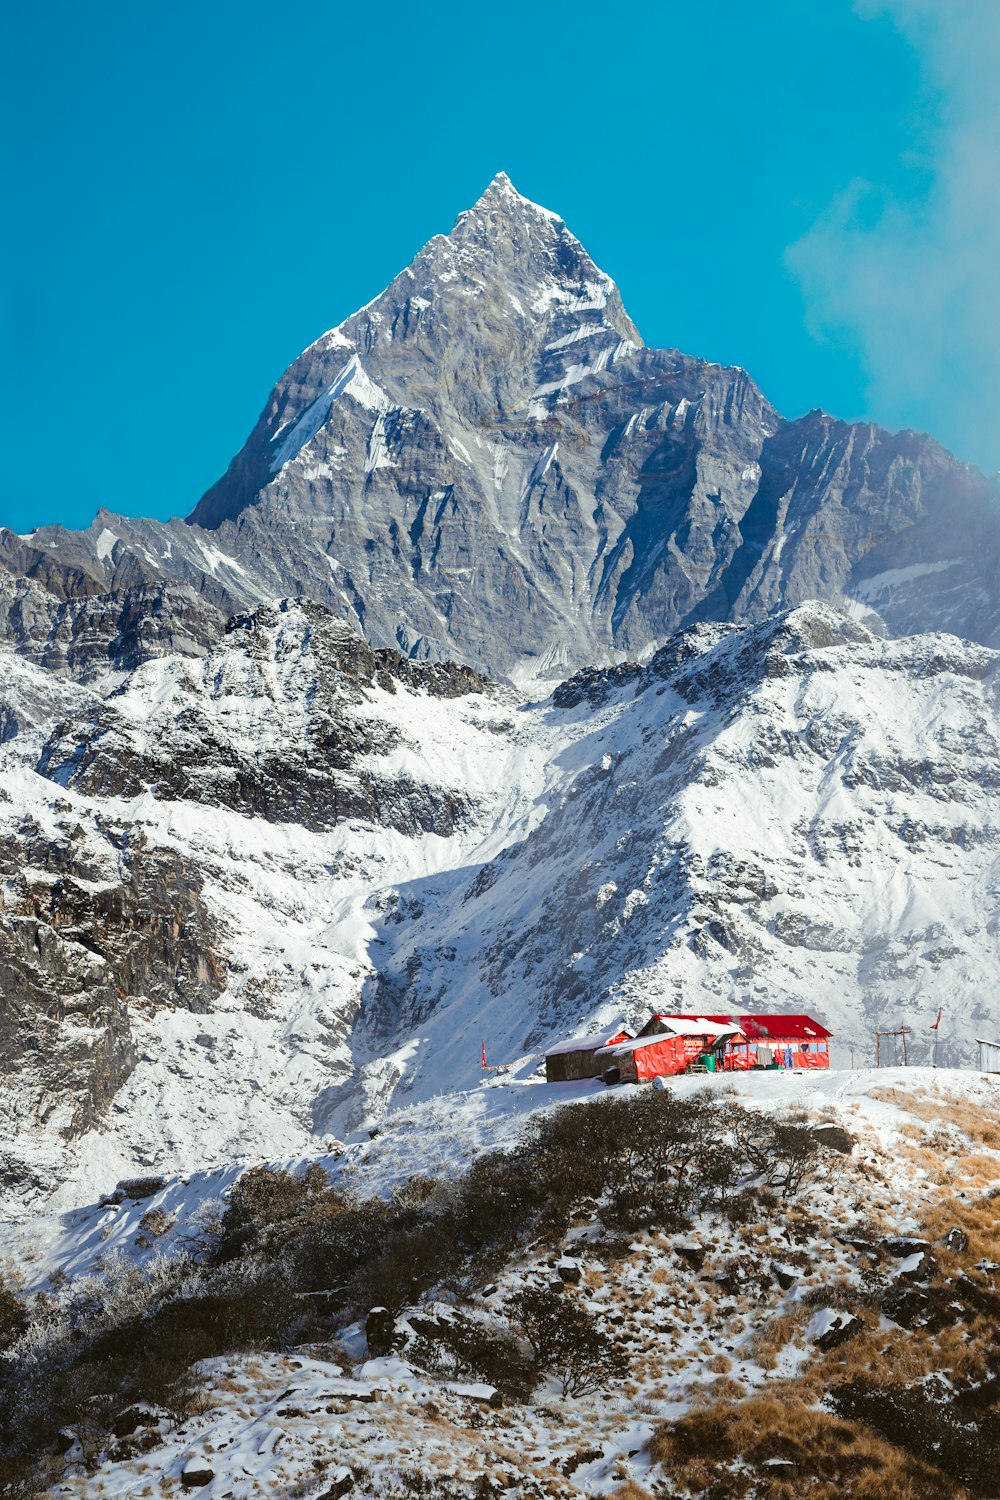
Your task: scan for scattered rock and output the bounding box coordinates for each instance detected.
[563,1447,604,1476]
[944,1226,969,1253]
[836,1233,876,1252]
[557,1261,582,1285]
[881,1284,932,1330]
[881,1236,931,1258]
[897,1250,934,1282]
[115,1175,168,1201]
[675,1244,706,1271]
[317,1468,354,1499]
[111,1404,166,1438]
[881,1282,966,1332]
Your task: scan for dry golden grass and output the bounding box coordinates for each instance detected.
[214,1375,250,1395]
[748,1305,812,1369]
[896,1143,950,1182]
[613,1482,654,1500]
[873,1086,1000,1150]
[952,1152,1000,1188]
[648,1389,969,1499]
[870,1084,935,1112]
[821,1320,929,1385]
[920,1188,1000,1258]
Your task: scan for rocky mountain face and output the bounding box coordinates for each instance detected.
[0,601,503,1209]
[2,598,999,1212]
[3,174,999,682]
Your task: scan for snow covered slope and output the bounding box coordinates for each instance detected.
[2,599,999,1215]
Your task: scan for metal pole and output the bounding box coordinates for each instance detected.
[902,1024,908,1068]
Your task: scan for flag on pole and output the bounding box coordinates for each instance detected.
[931,1009,942,1030]
[481,1041,487,1069]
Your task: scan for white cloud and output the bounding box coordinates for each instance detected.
[787,1,1000,474]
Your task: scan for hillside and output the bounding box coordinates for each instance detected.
[2,1068,999,1498]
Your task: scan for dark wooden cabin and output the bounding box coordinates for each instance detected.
[544,1025,632,1082]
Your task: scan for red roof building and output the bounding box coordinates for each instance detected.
[644,1013,832,1069]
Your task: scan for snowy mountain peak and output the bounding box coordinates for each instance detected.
[458,170,566,228]
[8,179,998,682]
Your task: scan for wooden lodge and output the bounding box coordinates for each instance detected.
[544,1024,634,1082]
[544,1017,742,1084]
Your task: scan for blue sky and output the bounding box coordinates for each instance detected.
[3,1,997,534]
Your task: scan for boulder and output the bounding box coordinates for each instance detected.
[808,1124,854,1155]
[882,1282,961,1332]
[944,1226,970,1253]
[897,1250,935,1282]
[812,1309,862,1351]
[365,1306,397,1357]
[772,1262,799,1292]
[115,1175,167,1201]
[180,1457,215,1489]
[881,1236,931,1258]
[318,1469,354,1499]
[111,1404,166,1438]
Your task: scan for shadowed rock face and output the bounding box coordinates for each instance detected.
[0,594,499,1208]
[0,817,227,1198]
[2,174,999,680]
[0,575,228,681]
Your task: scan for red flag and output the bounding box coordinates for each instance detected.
[930,1009,942,1030]
[481,1041,487,1069]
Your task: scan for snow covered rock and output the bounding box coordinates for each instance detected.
[365,1308,397,1358]
[180,1455,215,1488]
[810,1308,862,1351]
[38,598,493,835]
